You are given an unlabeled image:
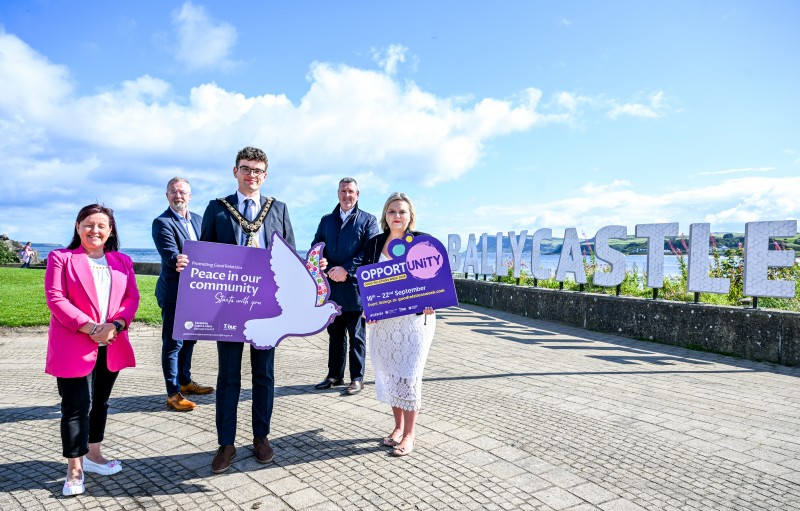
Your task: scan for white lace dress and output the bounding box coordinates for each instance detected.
[368,254,436,411]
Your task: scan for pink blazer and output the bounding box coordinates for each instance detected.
[45,247,139,378]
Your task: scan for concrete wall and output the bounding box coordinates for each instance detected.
[134,262,161,276]
[455,278,800,367]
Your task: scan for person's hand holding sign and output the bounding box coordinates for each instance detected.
[176,254,189,272]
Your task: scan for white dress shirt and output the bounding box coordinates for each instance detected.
[340,206,354,224]
[237,191,267,247]
[87,255,111,323]
[171,209,198,241]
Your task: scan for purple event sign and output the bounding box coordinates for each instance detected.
[358,234,458,321]
[173,234,340,349]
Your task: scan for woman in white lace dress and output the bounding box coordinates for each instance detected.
[362,192,436,457]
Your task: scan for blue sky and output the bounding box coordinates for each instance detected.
[1,1,798,250]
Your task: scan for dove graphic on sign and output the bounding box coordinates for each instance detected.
[243,232,341,348]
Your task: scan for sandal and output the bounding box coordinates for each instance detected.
[391,439,416,457]
[382,436,401,447]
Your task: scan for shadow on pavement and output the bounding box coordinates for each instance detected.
[0,459,212,495]
[442,304,800,376]
[0,429,379,496]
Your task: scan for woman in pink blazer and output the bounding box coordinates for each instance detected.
[45,204,139,497]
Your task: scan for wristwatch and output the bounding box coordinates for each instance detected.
[112,320,124,333]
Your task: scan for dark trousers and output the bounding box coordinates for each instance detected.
[161,300,196,396]
[216,341,275,446]
[326,311,366,381]
[56,347,119,459]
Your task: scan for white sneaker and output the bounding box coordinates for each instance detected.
[82,456,122,475]
[62,472,84,496]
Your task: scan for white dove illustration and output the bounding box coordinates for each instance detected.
[243,232,340,348]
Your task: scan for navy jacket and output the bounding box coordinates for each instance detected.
[200,193,295,249]
[152,208,203,305]
[312,204,380,311]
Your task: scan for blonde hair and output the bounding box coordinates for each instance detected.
[380,192,416,232]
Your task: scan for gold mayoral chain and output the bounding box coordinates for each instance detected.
[217,197,275,248]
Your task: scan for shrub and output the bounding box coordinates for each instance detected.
[481,246,799,312]
[0,244,19,264]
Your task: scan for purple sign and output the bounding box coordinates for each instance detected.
[173,234,340,349]
[358,234,458,321]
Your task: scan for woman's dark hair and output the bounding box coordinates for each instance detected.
[67,204,120,252]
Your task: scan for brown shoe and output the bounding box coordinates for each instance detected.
[253,437,274,464]
[166,393,196,412]
[180,380,214,395]
[211,445,236,474]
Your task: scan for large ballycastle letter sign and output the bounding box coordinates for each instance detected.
[448,220,798,299]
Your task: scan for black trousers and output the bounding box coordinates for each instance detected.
[326,311,367,381]
[216,341,275,446]
[56,347,119,459]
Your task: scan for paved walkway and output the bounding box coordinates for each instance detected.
[1,304,800,510]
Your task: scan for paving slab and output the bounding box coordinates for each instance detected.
[1,304,800,509]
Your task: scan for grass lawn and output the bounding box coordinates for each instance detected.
[0,267,162,327]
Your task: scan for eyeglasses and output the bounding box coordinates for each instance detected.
[238,165,267,176]
[168,190,191,196]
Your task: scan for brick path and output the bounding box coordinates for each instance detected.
[1,304,799,510]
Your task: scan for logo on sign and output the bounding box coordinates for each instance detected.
[405,241,444,279]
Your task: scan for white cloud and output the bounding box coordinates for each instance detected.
[172,2,238,71]
[697,167,773,176]
[608,91,669,119]
[438,176,800,242]
[0,29,73,119]
[371,44,408,75]
[0,33,581,246]
[553,91,592,112]
[545,90,672,127]
[1,33,561,185]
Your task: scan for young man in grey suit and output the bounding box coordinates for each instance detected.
[200,146,295,474]
[152,177,214,413]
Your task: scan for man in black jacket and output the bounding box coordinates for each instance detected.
[312,178,380,395]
